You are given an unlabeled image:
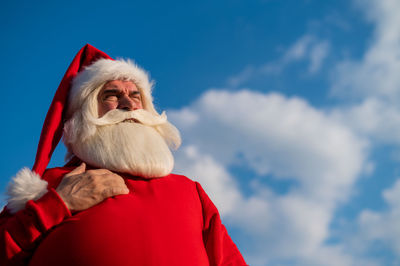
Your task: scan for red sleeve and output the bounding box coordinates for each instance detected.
[0,189,71,265]
[195,182,247,266]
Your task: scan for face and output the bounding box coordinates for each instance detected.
[97,80,143,117]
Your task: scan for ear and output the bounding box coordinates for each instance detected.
[6,168,48,214]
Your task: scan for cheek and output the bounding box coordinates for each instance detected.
[98,102,117,117]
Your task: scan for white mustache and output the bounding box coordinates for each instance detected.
[87,109,168,127]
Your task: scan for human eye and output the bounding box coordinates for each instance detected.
[130,92,141,101]
[103,93,119,102]
[131,95,141,101]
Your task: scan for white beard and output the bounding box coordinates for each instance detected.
[63,109,181,178]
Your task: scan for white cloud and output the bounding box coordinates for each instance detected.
[308,40,330,73]
[286,1,400,263]
[331,0,400,101]
[172,90,366,199]
[331,98,400,145]
[169,89,368,265]
[173,145,243,217]
[262,35,330,75]
[225,35,330,87]
[327,0,400,158]
[283,35,314,61]
[226,66,255,88]
[345,179,400,260]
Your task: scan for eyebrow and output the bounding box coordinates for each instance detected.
[102,89,119,94]
[101,89,141,96]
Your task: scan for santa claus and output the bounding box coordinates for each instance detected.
[0,44,246,265]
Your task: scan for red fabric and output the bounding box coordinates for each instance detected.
[0,189,71,266]
[32,44,112,176]
[0,168,246,266]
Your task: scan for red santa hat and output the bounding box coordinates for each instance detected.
[32,44,155,176]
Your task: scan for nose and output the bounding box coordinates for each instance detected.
[118,95,140,111]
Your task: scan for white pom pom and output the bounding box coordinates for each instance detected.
[6,168,48,214]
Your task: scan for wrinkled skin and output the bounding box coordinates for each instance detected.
[56,163,129,211]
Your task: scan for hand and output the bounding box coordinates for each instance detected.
[56,163,130,211]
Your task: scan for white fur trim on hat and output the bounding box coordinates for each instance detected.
[67,58,157,119]
[6,168,48,214]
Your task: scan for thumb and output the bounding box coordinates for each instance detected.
[66,162,86,176]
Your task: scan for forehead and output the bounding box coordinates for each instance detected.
[100,80,139,92]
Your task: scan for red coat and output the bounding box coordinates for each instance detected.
[0,166,246,265]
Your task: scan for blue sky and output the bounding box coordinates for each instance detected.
[1,0,400,265]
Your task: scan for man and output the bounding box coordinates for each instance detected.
[0,44,246,265]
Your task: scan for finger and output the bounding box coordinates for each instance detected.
[86,168,114,175]
[102,178,126,188]
[102,186,130,198]
[66,162,86,176]
[99,172,125,184]
[109,173,125,183]
[118,187,130,194]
